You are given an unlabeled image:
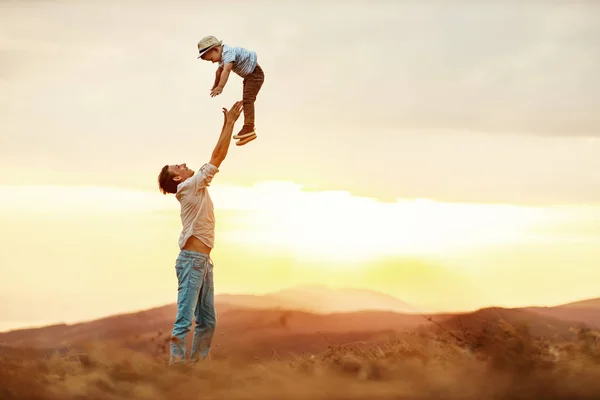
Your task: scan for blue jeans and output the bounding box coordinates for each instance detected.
[169,249,216,365]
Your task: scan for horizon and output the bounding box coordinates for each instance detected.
[1,282,598,334]
[1,0,599,332]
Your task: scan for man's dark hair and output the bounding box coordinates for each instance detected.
[157,165,178,195]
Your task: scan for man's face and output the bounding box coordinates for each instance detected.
[169,163,194,183]
[200,47,221,63]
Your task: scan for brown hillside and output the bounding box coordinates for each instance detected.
[558,298,600,309]
[0,304,429,354]
[423,307,584,351]
[3,300,599,362]
[525,306,600,328]
[0,304,177,348]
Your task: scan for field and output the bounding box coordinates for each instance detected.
[2,303,600,400]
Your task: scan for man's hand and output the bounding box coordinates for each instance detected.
[222,101,243,125]
[210,86,223,97]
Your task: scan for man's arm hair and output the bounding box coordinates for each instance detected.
[208,112,236,169]
[215,62,233,89]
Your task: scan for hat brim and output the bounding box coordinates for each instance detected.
[197,41,222,58]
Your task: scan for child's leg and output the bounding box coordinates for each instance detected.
[235,64,264,143]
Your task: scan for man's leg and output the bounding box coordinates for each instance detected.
[190,258,216,363]
[234,64,264,144]
[169,252,205,365]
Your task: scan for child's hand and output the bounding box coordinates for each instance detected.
[210,86,223,97]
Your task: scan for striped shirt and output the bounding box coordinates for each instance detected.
[219,44,257,77]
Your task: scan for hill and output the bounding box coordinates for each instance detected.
[216,284,415,314]
[524,298,600,329]
[4,323,600,400]
[425,307,582,343]
[1,304,595,361]
[0,303,428,360]
[3,291,600,361]
[557,297,600,309]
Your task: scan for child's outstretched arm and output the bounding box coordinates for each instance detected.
[212,66,223,90]
[210,62,233,97]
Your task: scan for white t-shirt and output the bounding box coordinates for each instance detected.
[175,163,219,250]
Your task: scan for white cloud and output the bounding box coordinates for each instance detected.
[1,182,587,262]
[1,0,599,205]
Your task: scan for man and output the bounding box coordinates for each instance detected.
[157,100,243,365]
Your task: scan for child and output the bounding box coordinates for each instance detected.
[197,35,264,146]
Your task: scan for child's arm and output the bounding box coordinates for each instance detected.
[212,66,223,90]
[210,62,233,97]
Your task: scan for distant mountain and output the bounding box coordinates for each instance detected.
[3,289,600,360]
[0,304,426,353]
[558,298,600,309]
[0,285,417,348]
[1,303,594,362]
[216,284,415,314]
[525,297,600,328]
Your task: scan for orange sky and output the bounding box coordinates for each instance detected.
[1,0,599,331]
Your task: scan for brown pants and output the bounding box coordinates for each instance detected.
[242,64,264,127]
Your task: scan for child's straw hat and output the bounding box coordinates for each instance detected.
[197,36,222,58]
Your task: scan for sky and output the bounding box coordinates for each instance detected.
[1,0,599,331]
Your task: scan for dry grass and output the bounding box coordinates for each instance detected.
[2,325,600,400]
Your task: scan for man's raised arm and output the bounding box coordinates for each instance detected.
[209,100,243,168]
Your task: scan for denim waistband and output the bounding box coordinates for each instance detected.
[178,249,212,264]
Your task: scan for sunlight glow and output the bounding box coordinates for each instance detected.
[2,183,600,319]
[213,182,549,261]
[1,182,552,262]
[0,185,175,214]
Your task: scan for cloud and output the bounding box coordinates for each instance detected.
[1,0,599,205]
[0,181,586,261]
[1,0,599,136]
